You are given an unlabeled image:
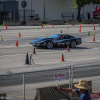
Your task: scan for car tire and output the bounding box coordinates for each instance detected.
[46,42,53,49]
[70,41,76,48]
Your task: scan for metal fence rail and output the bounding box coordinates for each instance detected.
[0,64,100,100]
[0,9,35,23]
[61,12,93,21]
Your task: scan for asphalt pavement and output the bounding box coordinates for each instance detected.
[0,24,100,75]
[0,24,100,100]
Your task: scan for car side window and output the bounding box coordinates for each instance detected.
[65,35,68,39]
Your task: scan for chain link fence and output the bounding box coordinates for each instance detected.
[0,64,100,100]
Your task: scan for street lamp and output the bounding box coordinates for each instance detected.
[21,0,27,24]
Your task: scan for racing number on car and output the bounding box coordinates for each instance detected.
[58,43,65,46]
[66,42,70,45]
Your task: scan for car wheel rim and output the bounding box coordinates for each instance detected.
[47,42,53,49]
[71,41,76,48]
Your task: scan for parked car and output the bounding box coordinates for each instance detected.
[30,34,82,49]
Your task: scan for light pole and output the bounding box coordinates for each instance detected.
[24,0,25,24]
[21,0,27,24]
[83,7,84,19]
[31,0,32,15]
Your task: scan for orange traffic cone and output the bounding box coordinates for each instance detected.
[33,48,36,54]
[52,24,54,27]
[80,24,82,28]
[79,28,81,32]
[16,40,18,46]
[72,23,74,26]
[92,22,94,25]
[93,36,95,41]
[99,23,100,27]
[19,32,21,37]
[61,54,64,61]
[67,45,70,51]
[42,24,43,28]
[6,25,7,29]
[93,26,95,30]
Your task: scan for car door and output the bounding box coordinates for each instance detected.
[58,35,70,47]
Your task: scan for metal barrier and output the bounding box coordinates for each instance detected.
[61,12,93,21]
[0,64,100,100]
[0,9,35,23]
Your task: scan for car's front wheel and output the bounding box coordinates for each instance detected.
[46,42,53,49]
[70,41,76,48]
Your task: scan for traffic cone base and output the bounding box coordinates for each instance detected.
[67,45,70,51]
[33,48,36,54]
[93,36,95,41]
[6,25,7,29]
[16,40,18,46]
[72,23,74,26]
[92,22,94,25]
[80,24,82,28]
[19,32,21,37]
[42,24,43,28]
[93,26,95,30]
[79,28,81,32]
[52,24,54,27]
[61,54,64,61]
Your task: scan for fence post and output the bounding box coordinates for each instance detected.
[14,10,15,21]
[69,66,71,89]
[71,67,73,100]
[69,66,71,100]
[10,9,11,21]
[23,74,25,100]
[71,67,73,89]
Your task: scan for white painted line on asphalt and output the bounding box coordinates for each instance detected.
[34,57,100,65]
[84,40,100,43]
[0,44,31,48]
[0,49,76,57]
[0,46,99,58]
[0,54,25,57]
[36,50,76,54]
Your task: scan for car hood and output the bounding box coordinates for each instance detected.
[31,38,53,43]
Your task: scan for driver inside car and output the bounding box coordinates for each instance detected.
[60,36,64,39]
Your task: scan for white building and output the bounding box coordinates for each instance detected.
[0,0,93,22]
[16,0,93,22]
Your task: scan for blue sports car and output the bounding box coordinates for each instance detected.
[30,34,82,49]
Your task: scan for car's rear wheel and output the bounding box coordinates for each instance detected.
[46,42,53,49]
[70,41,76,48]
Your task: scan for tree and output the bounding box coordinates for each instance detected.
[72,0,93,21]
[93,0,100,4]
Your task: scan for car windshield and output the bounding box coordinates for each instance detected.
[49,34,60,39]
